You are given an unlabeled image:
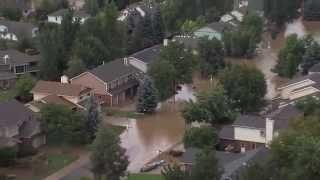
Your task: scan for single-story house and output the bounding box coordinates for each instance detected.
[0,100,45,153]
[47,9,90,24]
[178,147,269,180]
[0,20,38,41]
[219,105,303,153]
[194,22,233,40]
[129,44,163,73]
[71,58,141,106]
[274,73,320,108]
[309,63,320,74]
[30,77,93,111]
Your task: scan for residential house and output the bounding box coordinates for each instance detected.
[0,49,40,89]
[47,9,90,24]
[178,147,269,180]
[71,59,141,106]
[129,44,163,73]
[219,105,303,153]
[30,77,93,111]
[194,22,233,41]
[0,20,38,41]
[309,63,320,74]
[274,73,320,108]
[0,100,45,153]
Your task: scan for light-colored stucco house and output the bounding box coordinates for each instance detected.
[274,73,320,108]
[71,59,141,106]
[30,77,93,111]
[47,9,90,24]
[0,20,38,41]
[219,105,302,153]
[0,100,46,152]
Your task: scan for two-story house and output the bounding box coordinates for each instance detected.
[0,100,45,152]
[47,9,90,24]
[0,49,40,89]
[71,58,141,106]
[219,105,303,153]
[274,73,320,108]
[31,77,93,111]
[129,44,163,73]
[0,20,38,41]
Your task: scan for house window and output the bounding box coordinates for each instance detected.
[260,130,265,137]
[251,143,256,149]
[15,65,25,74]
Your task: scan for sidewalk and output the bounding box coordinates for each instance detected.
[45,152,90,180]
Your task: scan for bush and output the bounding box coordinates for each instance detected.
[183,127,218,149]
[0,147,17,167]
[0,8,22,21]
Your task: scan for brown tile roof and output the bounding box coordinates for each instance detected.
[31,80,92,97]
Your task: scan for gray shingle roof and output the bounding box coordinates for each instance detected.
[267,104,303,130]
[0,100,35,129]
[233,115,265,129]
[0,20,37,39]
[90,59,140,83]
[310,63,320,73]
[0,49,40,65]
[219,125,235,140]
[130,44,163,63]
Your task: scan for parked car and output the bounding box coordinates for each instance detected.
[140,160,165,172]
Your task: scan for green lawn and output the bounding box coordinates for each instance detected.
[0,90,16,102]
[110,125,126,136]
[105,109,145,119]
[128,174,164,180]
[46,153,78,174]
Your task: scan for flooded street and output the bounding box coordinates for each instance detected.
[107,84,201,172]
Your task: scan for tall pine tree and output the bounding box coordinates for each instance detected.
[86,96,101,140]
[136,76,159,114]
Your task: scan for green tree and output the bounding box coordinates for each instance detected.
[198,38,225,77]
[182,85,235,125]
[38,26,64,80]
[301,38,320,74]
[158,42,196,84]
[183,127,218,149]
[136,76,159,114]
[65,56,86,77]
[236,164,270,180]
[191,149,222,180]
[162,164,190,180]
[84,0,99,15]
[86,96,101,140]
[14,74,35,101]
[295,96,320,116]
[273,34,306,78]
[152,5,165,43]
[264,0,301,26]
[41,104,88,144]
[0,7,22,21]
[0,39,7,50]
[0,147,17,167]
[220,64,267,113]
[148,59,176,101]
[91,125,129,180]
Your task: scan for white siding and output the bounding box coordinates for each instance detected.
[129,58,148,73]
[234,126,266,143]
[48,16,63,24]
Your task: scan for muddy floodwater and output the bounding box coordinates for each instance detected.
[107,84,204,172]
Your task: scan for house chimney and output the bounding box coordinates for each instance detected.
[61,75,69,84]
[123,57,128,65]
[163,39,169,47]
[3,55,9,64]
[265,117,274,147]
